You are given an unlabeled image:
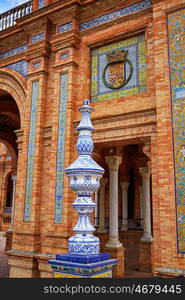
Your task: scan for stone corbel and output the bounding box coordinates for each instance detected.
[140,139,151,160]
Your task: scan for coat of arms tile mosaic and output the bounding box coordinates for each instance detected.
[91,34,147,103]
[167,8,185,253]
[54,73,68,223]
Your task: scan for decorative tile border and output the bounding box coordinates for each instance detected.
[24,81,39,222]
[0,44,27,59]
[58,22,73,34]
[79,0,152,31]
[91,34,147,102]
[31,32,44,43]
[6,60,28,77]
[167,8,185,253]
[54,73,68,223]
[32,61,41,69]
[38,0,46,9]
[61,53,69,59]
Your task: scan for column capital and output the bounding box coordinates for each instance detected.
[142,143,151,160]
[105,156,122,171]
[139,167,150,179]
[11,175,17,182]
[120,182,129,190]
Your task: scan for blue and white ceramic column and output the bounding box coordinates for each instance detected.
[49,100,118,278]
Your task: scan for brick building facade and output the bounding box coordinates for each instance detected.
[0,0,185,277]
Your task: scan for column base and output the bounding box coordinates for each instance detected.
[140,233,153,242]
[139,240,153,273]
[105,241,122,248]
[49,253,117,278]
[104,246,125,278]
[120,226,127,232]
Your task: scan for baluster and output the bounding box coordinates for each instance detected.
[7,13,10,28]
[14,10,18,23]
[11,11,15,26]
[11,11,14,26]
[22,6,26,17]
[1,17,4,30]
[25,5,28,15]
[4,16,7,29]
[0,1,33,31]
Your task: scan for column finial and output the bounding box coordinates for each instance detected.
[65,99,104,255]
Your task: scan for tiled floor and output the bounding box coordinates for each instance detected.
[0,236,153,278]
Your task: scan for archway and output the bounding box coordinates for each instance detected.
[0,69,26,250]
[0,91,21,232]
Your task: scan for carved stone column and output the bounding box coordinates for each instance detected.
[105,156,122,248]
[5,175,17,252]
[9,175,17,232]
[120,182,129,231]
[139,166,153,272]
[140,167,153,242]
[97,178,108,233]
[139,184,143,228]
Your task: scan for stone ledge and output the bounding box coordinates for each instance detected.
[154,267,185,278]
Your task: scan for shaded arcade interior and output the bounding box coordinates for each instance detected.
[0,90,20,235]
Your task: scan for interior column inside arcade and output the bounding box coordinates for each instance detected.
[0,91,20,248]
[94,141,153,276]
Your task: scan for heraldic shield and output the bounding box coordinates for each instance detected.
[102,49,133,90]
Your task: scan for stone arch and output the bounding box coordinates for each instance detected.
[0,139,17,170]
[0,68,27,129]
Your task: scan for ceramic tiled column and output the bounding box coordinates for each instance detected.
[49,100,118,278]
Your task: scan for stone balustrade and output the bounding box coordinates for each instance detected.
[0,1,32,32]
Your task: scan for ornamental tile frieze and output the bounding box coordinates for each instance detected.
[0,44,28,59]
[167,8,185,253]
[57,22,73,34]
[31,32,45,43]
[79,0,152,31]
[24,81,39,221]
[54,73,68,223]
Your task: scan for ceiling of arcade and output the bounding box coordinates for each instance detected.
[0,91,20,156]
